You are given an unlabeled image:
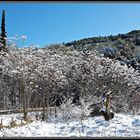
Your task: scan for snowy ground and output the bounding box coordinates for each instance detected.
[0,112,140,137]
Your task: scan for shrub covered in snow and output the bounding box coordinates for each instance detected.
[0,43,139,117]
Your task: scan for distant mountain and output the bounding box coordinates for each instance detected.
[65,30,140,48]
[64,30,140,70]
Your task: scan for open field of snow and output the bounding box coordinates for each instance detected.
[0,113,140,137]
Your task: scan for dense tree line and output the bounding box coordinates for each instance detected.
[0,44,139,121]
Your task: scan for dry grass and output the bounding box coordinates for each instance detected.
[0,117,34,129]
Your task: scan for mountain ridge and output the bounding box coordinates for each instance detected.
[63,29,140,70]
[65,29,140,47]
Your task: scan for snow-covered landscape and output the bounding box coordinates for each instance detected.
[0,112,140,137]
[1,3,140,138]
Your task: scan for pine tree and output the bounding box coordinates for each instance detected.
[0,10,7,51]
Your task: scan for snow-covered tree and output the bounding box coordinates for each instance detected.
[0,10,7,52]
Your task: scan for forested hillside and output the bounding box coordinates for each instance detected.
[65,30,140,70]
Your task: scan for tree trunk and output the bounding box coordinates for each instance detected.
[42,78,47,122]
[20,78,28,121]
[105,93,111,116]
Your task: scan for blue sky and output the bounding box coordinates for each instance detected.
[0,2,140,47]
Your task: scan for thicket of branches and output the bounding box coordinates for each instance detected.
[0,43,139,121]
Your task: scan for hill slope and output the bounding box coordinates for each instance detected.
[65,30,140,50]
[64,29,140,69]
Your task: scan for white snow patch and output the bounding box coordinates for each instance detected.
[0,113,140,137]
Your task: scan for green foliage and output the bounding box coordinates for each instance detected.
[64,30,139,60]
[115,38,135,59]
[0,10,7,52]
